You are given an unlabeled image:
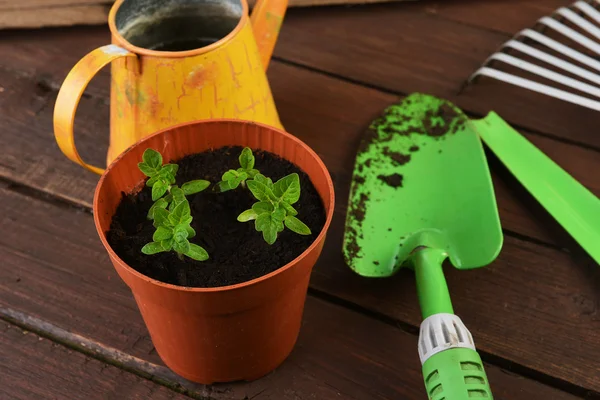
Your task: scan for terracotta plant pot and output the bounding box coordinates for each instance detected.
[93,119,335,384]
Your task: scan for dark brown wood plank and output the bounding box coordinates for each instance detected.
[5,4,598,150]
[0,321,185,400]
[273,2,600,150]
[1,24,598,392]
[418,0,568,34]
[0,184,581,400]
[0,38,596,249]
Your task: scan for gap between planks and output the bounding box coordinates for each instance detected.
[271,56,600,154]
[0,307,211,400]
[1,24,600,394]
[0,177,593,399]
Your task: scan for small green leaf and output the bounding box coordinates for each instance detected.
[285,215,311,235]
[263,223,278,245]
[217,181,232,193]
[161,239,174,251]
[247,179,276,202]
[153,207,170,228]
[253,174,269,185]
[282,202,298,216]
[185,243,209,261]
[142,149,162,170]
[186,226,196,238]
[162,163,178,177]
[173,224,189,242]
[247,169,259,178]
[138,162,158,177]
[273,173,300,204]
[255,213,279,245]
[169,200,191,225]
[239,147,255,170]
[272,205,286,222]
[146,175,159,187]
[173,239,190,254]
[253,174,273,189]
[222,170,238,181]
[147,198,169,220]
[277,220,285,232]
[231,172,248,189]
[182,180,210,195]
[255,213,270,232]
[152,182,169,201]
[171,187,186,207]
[163,193,173,203]
[238,209,258,222]
[227,179,241,190]
[252,201,274,214]
[153,226,173,241]
[141,241,165,255]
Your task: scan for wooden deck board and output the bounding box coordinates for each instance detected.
[1,40,598,248]
[0,322,185,400]
[0,28,599,391]
[274,2,600,150]
[1,0,599,397]
[0,184,581,400]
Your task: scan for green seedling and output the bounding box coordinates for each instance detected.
[141,187,209,261]
[137,148,210,262]
[237,173,311,245]
[137,148,210,220]
[217,147,260,192]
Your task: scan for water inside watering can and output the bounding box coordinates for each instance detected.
[116,0,243,52]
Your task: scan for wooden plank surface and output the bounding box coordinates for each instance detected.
[0,26,597,248]
[0,322,185,400]
[1,0,599,397]
[0,0,412,29]
[0,184,580,400]
[274,2,600,150]
[0,22,599,392]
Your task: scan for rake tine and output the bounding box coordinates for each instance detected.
[573,1,600,24]
[538,17,600,55]
[464,0,600,110]
[479,53,600,98]
[469,67,600,111]
[517,29,600,72]
[501,40,600,85]
[555,7,600,40]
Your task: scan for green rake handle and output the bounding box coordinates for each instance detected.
[413,248,493,399]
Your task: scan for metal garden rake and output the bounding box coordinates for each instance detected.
[468,0,600,111]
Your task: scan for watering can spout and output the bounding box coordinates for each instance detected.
[250,0,287,69]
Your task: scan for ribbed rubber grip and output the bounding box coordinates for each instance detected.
[422,348,493,400]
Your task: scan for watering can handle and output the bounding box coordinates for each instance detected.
[54,45,137,175]
[250,0,288,69]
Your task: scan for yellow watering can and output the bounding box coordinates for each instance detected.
[54,0,286,175]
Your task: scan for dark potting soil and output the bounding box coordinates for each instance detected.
[106,146,327,288]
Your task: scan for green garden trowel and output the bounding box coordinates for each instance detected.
[343,93,503,399]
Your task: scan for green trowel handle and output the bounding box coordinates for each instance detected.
[422,348,492,400]
[413,249,493,399]
[472,112,600,264]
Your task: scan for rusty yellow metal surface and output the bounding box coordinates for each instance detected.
[107,20,282,165]
[53,0,286,175]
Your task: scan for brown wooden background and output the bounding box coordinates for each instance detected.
[1,0,600,399]
[0,0,413,29]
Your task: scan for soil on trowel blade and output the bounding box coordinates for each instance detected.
[377,173,404,188]
[107,146,326,288]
